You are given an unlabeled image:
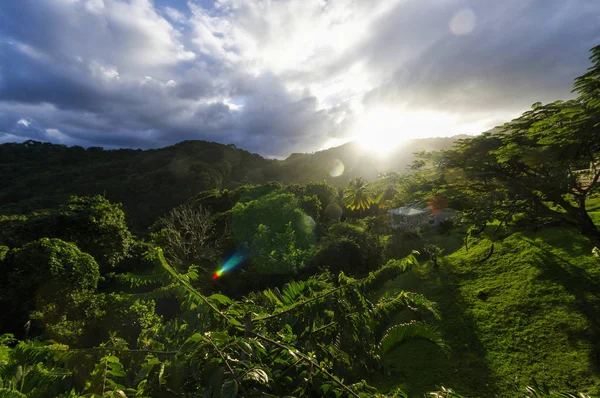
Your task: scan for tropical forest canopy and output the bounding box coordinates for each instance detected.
[1,45,600,397]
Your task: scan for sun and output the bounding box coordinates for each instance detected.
[353,107,453,153]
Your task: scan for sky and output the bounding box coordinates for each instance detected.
[0,0,599,157]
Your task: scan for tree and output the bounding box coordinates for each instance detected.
[423,244,444,268]
[343,177,374,213]
[438,46,600,245]
[230,193,316,283]
[303,181,339,207]
[0,196,133,272]
[54,195,133,270]
[152,203,224,270]
[0,238,100,336]
[313,222,383,277]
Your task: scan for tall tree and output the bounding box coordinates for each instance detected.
[439,45,600,245]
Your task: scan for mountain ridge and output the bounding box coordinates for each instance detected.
[0,135,470,230]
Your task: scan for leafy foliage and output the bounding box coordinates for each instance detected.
[0,247,445,397]
[313,222,383,277]
[230,193,316,281]
[0,195,132,272]
[429,46,600,246]
[0,238,100,336]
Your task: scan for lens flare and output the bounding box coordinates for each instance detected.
[449,8,476,36]
[212,252,245,280]
[324,203,343,220]
[328,158,345,177]
[298,214,316,234]
[426,194,449,215]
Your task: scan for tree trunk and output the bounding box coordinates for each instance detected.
[569,206,600,247]
[555,195,600,247]
[577,212,600,247]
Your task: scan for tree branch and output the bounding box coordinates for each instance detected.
[204,334,244,393]
[50,347,178,355]
[252,283,357,323]
[156,248,236,326]
[251,331,359,398]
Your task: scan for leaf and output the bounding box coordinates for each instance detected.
[263,289,282,306]
[209,294,232,305]
[108,366,126,378]
[207,331,230,346]
[221,379,238,398]
[380,321,448,357]
[0,389,28,398]
[181,333,203,351]
[243,368,269,385]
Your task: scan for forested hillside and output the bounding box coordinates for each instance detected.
[0,140,274,231]
[0,137,461,231]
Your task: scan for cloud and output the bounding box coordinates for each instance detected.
[362,0,600,117]
[0,0,598,156]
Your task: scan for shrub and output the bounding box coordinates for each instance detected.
[0,196,133,272]
[228,193,316,286]
[54,195,133,270]
[313,222,383,277]
[0,238,100,336]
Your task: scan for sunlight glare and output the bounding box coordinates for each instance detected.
[353,108,455,153]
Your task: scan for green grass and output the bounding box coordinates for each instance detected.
[587,196,600,227]
[373,225,600,397]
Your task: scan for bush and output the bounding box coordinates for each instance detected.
[437,219,455,235]
[54,195,133,271]
[113,240,156,273]
[0,195,133,273]
[313,222,383,277]
[228,193,316,287]
[0,238,100,336]
[384,229,423,261]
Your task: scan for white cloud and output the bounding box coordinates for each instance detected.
[164,6,186,23]
[0,0,598,155]
[89,61,120,81]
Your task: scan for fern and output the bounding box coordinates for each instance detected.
[379,321,448,357]
[0,389,27,398]
[111,268,167,288]
[404,292,441,320]
[360,253,419,293]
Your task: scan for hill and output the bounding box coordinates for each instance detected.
[277,135,470,185]
[372,198,600,396]
[0,136,465,231]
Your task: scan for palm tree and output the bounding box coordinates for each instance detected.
[374,172,400,210]
[342,177,374,214]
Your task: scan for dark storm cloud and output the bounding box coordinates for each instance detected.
[362,0,600,116]
[0,0,599,156]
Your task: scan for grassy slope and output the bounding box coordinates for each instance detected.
[374,199,600,397]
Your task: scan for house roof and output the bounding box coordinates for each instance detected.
[388,202,429,216]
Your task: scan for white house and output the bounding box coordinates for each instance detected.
[387,202,455,230]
